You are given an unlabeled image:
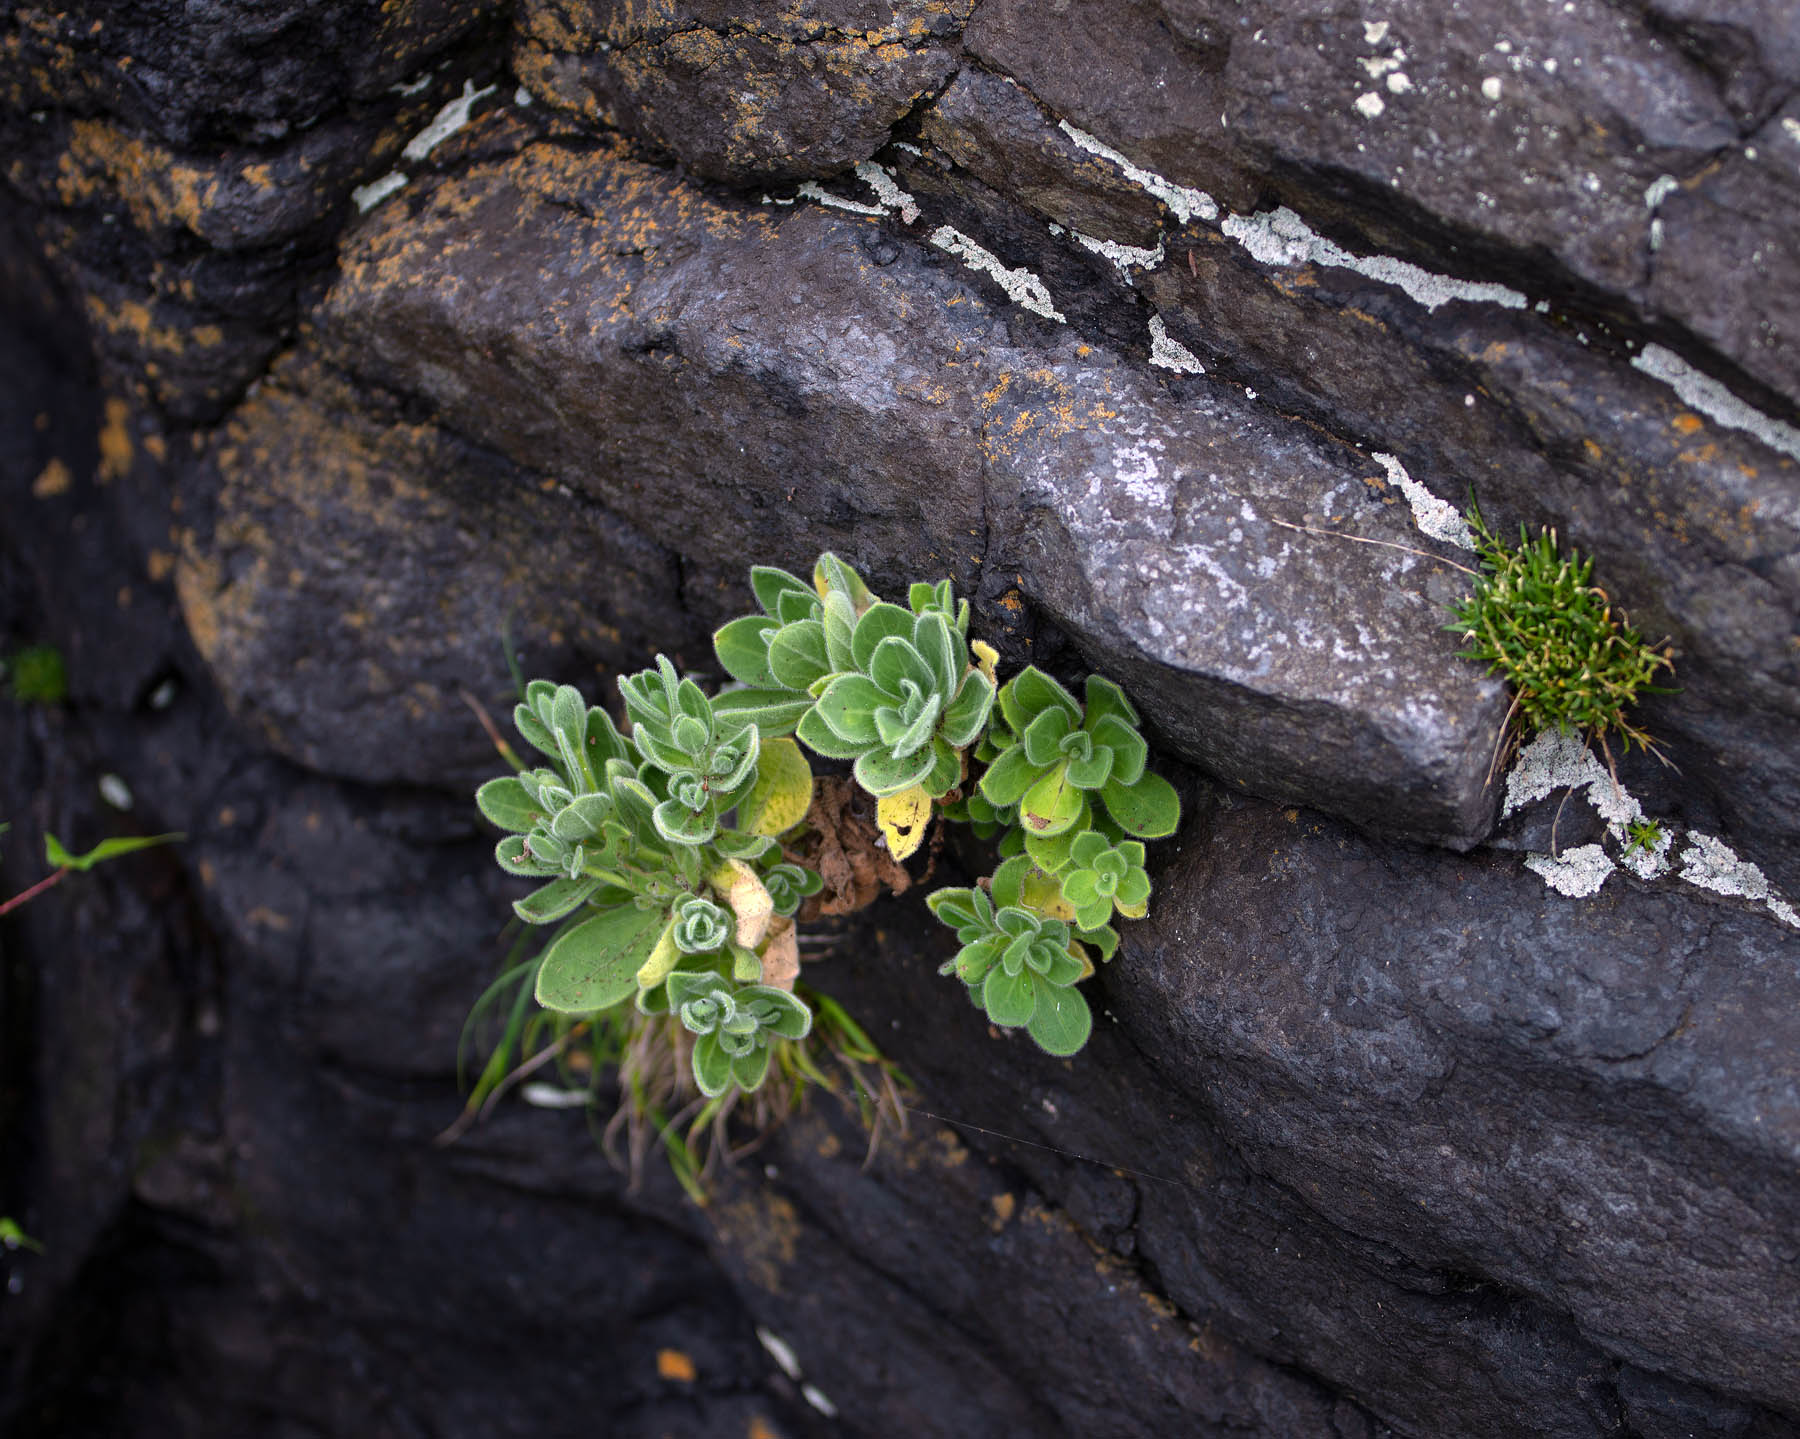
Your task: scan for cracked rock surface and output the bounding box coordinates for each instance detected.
[4,0,1800,1435]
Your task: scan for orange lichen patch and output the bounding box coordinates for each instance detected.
[1671,412,1704,435]
[1582,438,1603,462]
[747,1417,783,1439]
[711,1193,801,1292]
[31,457,72,497]
[84,293,226,383]
[143,432,167,460]
[175,545,226,664]
[989,1192,1016,1230]
[655,1349,697,1383]
[245,906,292,931]
[97,396,133,481]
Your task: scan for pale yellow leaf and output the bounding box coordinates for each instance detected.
[710,857,773,949]
[740,737,814,837]
[759,916,800,991]
[634,918,681,989]
[877,784,933,861]
[970,638,999,686]
[1020,865,1075,921]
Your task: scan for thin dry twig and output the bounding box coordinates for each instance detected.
[1268,517,1478,575]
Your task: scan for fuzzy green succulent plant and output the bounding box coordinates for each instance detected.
[462,552,1181,1192]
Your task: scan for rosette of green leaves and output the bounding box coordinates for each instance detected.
[476,684,655,923]
[711,554,875,735]
[510,679,635,789]
[925,864,1092,1056]
[619,656,759,845]
[1057,832,1150,931]
[794,601,995,798]
[979,669,1178,839]
[667,972,814,1096]
[761,861,823,917]
[670,894,733,953]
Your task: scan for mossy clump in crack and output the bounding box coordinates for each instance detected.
[1446,504,1674,768]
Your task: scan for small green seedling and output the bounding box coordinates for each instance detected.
[0,822,184,917]
[1624,818,1664,856]
[3,645,67,704]
[0,1218,43,1254]
[1446,503,1673,774]
[461,553,1181,1188]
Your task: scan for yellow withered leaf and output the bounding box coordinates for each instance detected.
[759,915,800,991]
[970,638,999,686]
[739,737,814,837]
[710,858,773,950]
[876,784,933,862]
[1020,865,1075,921]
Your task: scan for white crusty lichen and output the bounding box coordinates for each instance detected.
[402,79,497,163]
[1058,121,1219,225]
[1221,207,1527,312]
[797,181,887,217]
[1680,833,1800,929]
[1373,452,1474,550]
[1504,732,1799,921]
[1506,729,1645,834]
[1525,844,1615,897]
[930,227,1066,321]
[1148,315,1204,374]
[855,161,920,223]
[352,171,409,212]
[1630,344,1800,463]
[1073,229,1166,274]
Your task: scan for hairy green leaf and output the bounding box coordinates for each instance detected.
[1098,770,1181,839]
[535,904,664,1013]
[475,776,543,833]
[983,964,1036,1027]
[1026,981,1091,1056]
[714,615,779,688]
[514,875,602,924]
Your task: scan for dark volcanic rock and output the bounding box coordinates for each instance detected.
[964,0,1800,409]
[1121,788,1800,1418]
[0,0,507,419]
[292,125,1507,844]
[7,2,1800,1437]
[514,0,968,182]
[173,353,688,788]
[1,0,502,148]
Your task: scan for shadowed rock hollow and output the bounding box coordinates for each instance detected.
[3,2,1798,1436]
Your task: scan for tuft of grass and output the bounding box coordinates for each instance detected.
[4,645,67,704]
[1447,503,1674,774]
[439,949,909,1203]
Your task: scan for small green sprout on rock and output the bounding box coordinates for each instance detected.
[3,644,67,704]
[0,821,184,918]
[462,553,1181,1186]
[1446,503,1673,775]
[1624,818,1665,857]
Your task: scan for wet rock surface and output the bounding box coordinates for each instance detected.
[5,1,1800,1436]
